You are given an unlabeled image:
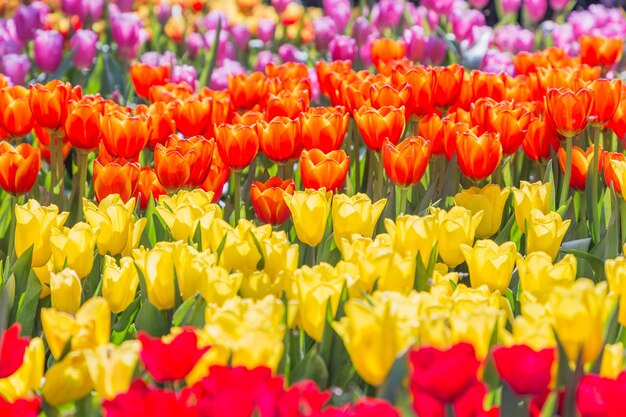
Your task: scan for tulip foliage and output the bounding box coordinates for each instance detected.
[3,1,626,417]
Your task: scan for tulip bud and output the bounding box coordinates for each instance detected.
[0,337,44,401]
[461,239,517,293]
[42,351,93,407]
[70,30,99,70]
[102,256,140,314]
[34,30,64,74]
[283,188,332,247]
[385,214,439,267]
[516,252,576,303]
[599,342,624,379]
[84,341,140,400]
[50,222,99,279]
[50,269,82,314]
[133,242,176,310]
[432,206,483,268]
[454,184,510,238]
[332,194,387,246]
[525,209,570,260]
[511,181,551,232]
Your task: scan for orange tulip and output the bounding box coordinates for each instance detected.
[134,167,167,210]
[215,123,259,170]
[136,102,176,149]
[256,116,302,163]
[265,90,310,121]
[603,152,625,194]
[300,149,350,192]
[301,107,349,152]
[471,71,507,102]
[579,35,623,68]
[250,177,295,225]
[101,111,150,159]
[0,86,34,138]
[0,142,41,195]
[154,134,214,191]
[390,67,436,117]
[381,136,432,187]
[130,62,170,99]
[488,107,531,155]
[545,88,594,138]
[173,96,212,137]
[369,82,412,114]
[442,117,471,161]
[93,157,140,203]
[522,118,560,161]
[340,79,371,113]
[64,99,104,151]
[456,130,502,181]
[265,62,309,81]
[608,96,626,142]
[557,145,602,191]
[370,38,406,67]
[418,113,444,155]
[316,60,352,98]
[433,64,465,109]
[583,79,621,126]
[228,72,267,110]
[29,81,81,134]
[149,83,193,103]
[206,95,233,138]
[353,105,406,151]
[470,97,498,133]
[233,110,265,126]
[200,147,230,203]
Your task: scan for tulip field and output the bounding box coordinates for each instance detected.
[4,0,626,416]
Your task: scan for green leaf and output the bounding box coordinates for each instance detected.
[111,298,141,345]
[172,294,206,328]
[291,348,329,388]
[135,299,169,337]
[500,383,528,417]
[377,352,408,405]
[559,246,604,280]
[198,19,222,88]
[15,271,42,337]
[539,391,557,417]
[249,232,266,271]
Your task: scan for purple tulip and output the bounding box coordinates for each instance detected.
[481,50,515,75]
[156,2,172,25]
[549,0,569,11]
[13,2,48,43]
[110,12,144,60]
[313,17,337,52]
[114,0,134,12]
[451,10,485,44]
[255,50,276,73]
[494,25,534,53]
[470,0,490,8]
[257,19,276,44]
[423,36,447,65]
[83,0,105,21]
[272,0,291,14]
[201,11,228,31]
[230,24,250,50]
[351,16,378,45]
[0,20,22,56]
[34,30,63,73]
[329,35,357,62]
[373,0,404,30]
[171,65,198,91]
[186,33,204,58]
[523,0,547,22]
[421,0,455,15]
[70,29,98,70]
[279,43,306,63]
[1,54,31,85]
[140,51,176,67]
[204,29,234,65]
[403,26,426,62]
[501,0,522,14]
[61,0,82,16]
[551,23,577,55]
[326,3,351,33]
[210,59,245,91]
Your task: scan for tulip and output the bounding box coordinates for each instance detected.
[156,197,220,244]
[41,297,110,359]
[266,90,309,121]
[101,111,150,159]
[488,107,531,155]
[584,79,621,127]
[133,243,176,310]
[1,54,31,86]
[84,341,140,400]
[525,209,570,260]
[172,243,215,301]
[0,142,41,196]
[15,200,68,267]
[353,105,406,151]
[33,30,63,74]
[14,3,47,43]
[432,206,483,268]
[215,123,259,170]
[333,295,416,386]
[557,145,599,191]
[283,188,332,247]
[454,184,510,238]
[42,351,93,407]
[511,181,551,232]
[256,116,302,164]
[227,72,267,110]
[49,269,82,314]
[385,214,439,267]
[102,256,139,314]
[332,194,387,245]
[381,137,432,188]
[65,100,104,151]
[604,153,626,195]
[29,81,78,134]
[392,67,436,117]
[136,102,176,149]
[0,324,29,379]
[522,117,560,161]
[545,88,594,138]
[300,149,350,193]
[83,194,146,256]
[250,177,295,226]
[548,279,610,364]
[200,266,242,305]
[369,83,412,114]
[110,12,144,60]
[455,130,502,181]
[130,62,170,99]
[579,35,623,68]
[471,71,506,103]
[516,252,576,302]
[461,239,517,293]
[0,86,34,138]
[493,345,555,396]
[93,158,141,203]
[370,38,406,67]
[70,30,99,70]
[172,96,211,137]
[433,64,465,109]
[50,222,98,278]
[576,374,625,417]
[154,134,214,191]
[0,337,44,401]
[135,167,167,210]
[301,107,349,152]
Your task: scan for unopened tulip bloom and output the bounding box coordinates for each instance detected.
[0,142,41,196]
[15,200,69,267]
[385,214,439,266]
[432,206,483,268]
[156,198,220,243]
[93,158,141,203]
[50,222,98,278]
[454,184,509,238]
[154,134,214,191]
[516,252,576,302]
[456,130,503,181]
[301,107,349,152]
[110,12,144,60]
[329,35,357,62]
[0,336,44,401]
[256,116,301,164]
[353,105,406,151]
[250,177,295,226]
[215,123,259,170]
[133,243,176,310]
[84,341,140,400]
[1,54,31,86]
[300,149,350,193]
[101,111,150,159]
[493,345,555,396]
[599,342,624,379]
[525,209,570,260]
[579,35,623,68]
[34,30,63,74]
[14,3,47,43]
[545,88,594,138]
[83,195,146,257]
[461,239,517,293]
[511,181,552,232]
[42,351,93,407]
[283,189,332,247]
[0,86,35,138]
[49,269,82,314]
[381,137,432,187]
[70,30,99,70]
[102,256,139,314]
[332,194,387,245]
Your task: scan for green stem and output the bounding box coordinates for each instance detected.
[7,195,17,261]
[375,152,385,201]
[590,128,601,243]
[76,150,89,221]
[621,198,626,245]
[50,133,65,210]
[559,136,573,208]
[352,121,360,193]
[278,163,287,179]
[309,244,316,266]
[445,403,456,417]
[398,187,408,216]
[233,170,241,224]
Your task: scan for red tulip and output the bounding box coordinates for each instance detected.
[493,345,555,396]
[381,137,432,187]
[455,130,502,181]
[279,380,330,417]
[0,395,40,417]
[134,167,167,210]
[576,373,626,417]
[300,149,350,193]
[103,380,197,417]
[93,158,140,203]
[250,177,295,225]
[200,147,230,203]
[0,142,41,196]
[0,323,29,378]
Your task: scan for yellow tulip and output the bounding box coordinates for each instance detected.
[611,159,626,200]
[41,297,111,359]
[156,202,220,243]
[133,243,176,310]
[49,268,82,314]
[173,242,215,301]
[525,209,570,260]
[260,231,299,278]
[159,189,215,210]
[516,252,576,302]
[605,256,626,326]
[338,236,394,294]
[331,193,387,245]
[431,206,483,267]
[384,214,439,266]
[549,279,610,364]
[102,256,140,314]
[200,266,242,305]
[283,188,332,247]
[507,309,556,351]
[33,261,53,298]
[14,199,69,267]
[511,181,551,232]
[374,251,416,294]
[50,222,98,278]
[84,341,140,400]
[0,337,44,401]
[460,239,517,293]
[333,294,416,386]
[83,195,146,256]
[454,184,509,238]
[599,342,624,379]
[42,351,93,407]
[449,306,504,360]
